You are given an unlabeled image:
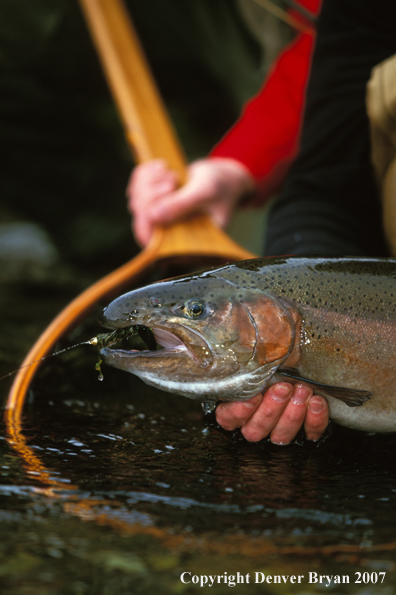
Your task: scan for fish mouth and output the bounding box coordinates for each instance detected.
[99,323,214,369]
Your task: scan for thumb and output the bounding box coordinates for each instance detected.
[149,183,210,225]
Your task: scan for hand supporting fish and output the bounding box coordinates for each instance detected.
[215,383,328,444]
[99,256,396,435]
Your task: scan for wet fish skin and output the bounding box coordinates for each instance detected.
[100,257,396,433]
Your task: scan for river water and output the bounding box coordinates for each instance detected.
[1,266,396,595]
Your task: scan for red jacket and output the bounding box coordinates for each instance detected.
[210,0,321,203]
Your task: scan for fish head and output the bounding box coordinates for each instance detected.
[99,268,296,401]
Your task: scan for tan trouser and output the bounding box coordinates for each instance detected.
[367,53,396,255]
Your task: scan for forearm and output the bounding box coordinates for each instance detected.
[210,31,316,204]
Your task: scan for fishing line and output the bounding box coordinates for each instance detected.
[0,338,100,382]
[0,327,142,383]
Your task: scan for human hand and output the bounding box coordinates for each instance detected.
[216,383,329,444]
[127,157,255,246]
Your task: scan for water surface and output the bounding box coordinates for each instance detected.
[1,274,396,594]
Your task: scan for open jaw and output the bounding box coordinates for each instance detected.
[99,323,214,368]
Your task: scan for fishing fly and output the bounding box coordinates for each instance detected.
[0,325,146,382]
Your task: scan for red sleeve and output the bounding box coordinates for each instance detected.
[210,1,320,203]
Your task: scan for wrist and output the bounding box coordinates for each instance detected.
[209,157,256,198]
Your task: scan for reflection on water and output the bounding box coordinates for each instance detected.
[1,277,396,593]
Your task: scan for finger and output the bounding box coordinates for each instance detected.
[215,394,263,431]
[269,384,313,445]
[131,182,192,245]
[127,161,178,212]
[147,164,227,224]
[127,162,179,246]
[132,173,178,213]
[130,159,168,184]
[127,160,166,197]
[240,383,294,443]
[304,396,329,441]
[206,201,234,229]
[132,212,154,247]
[149,186,209,225]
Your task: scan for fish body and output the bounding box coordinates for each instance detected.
[100,257,396,432]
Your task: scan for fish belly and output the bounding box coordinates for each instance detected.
[298,306,396,432]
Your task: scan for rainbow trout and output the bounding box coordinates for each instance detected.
[99,257,396,432]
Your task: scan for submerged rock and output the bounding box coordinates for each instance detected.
[0,221,58,282]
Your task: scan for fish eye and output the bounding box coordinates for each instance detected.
[183,299,205,319]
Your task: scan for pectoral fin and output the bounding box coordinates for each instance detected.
[276,368,372,407]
